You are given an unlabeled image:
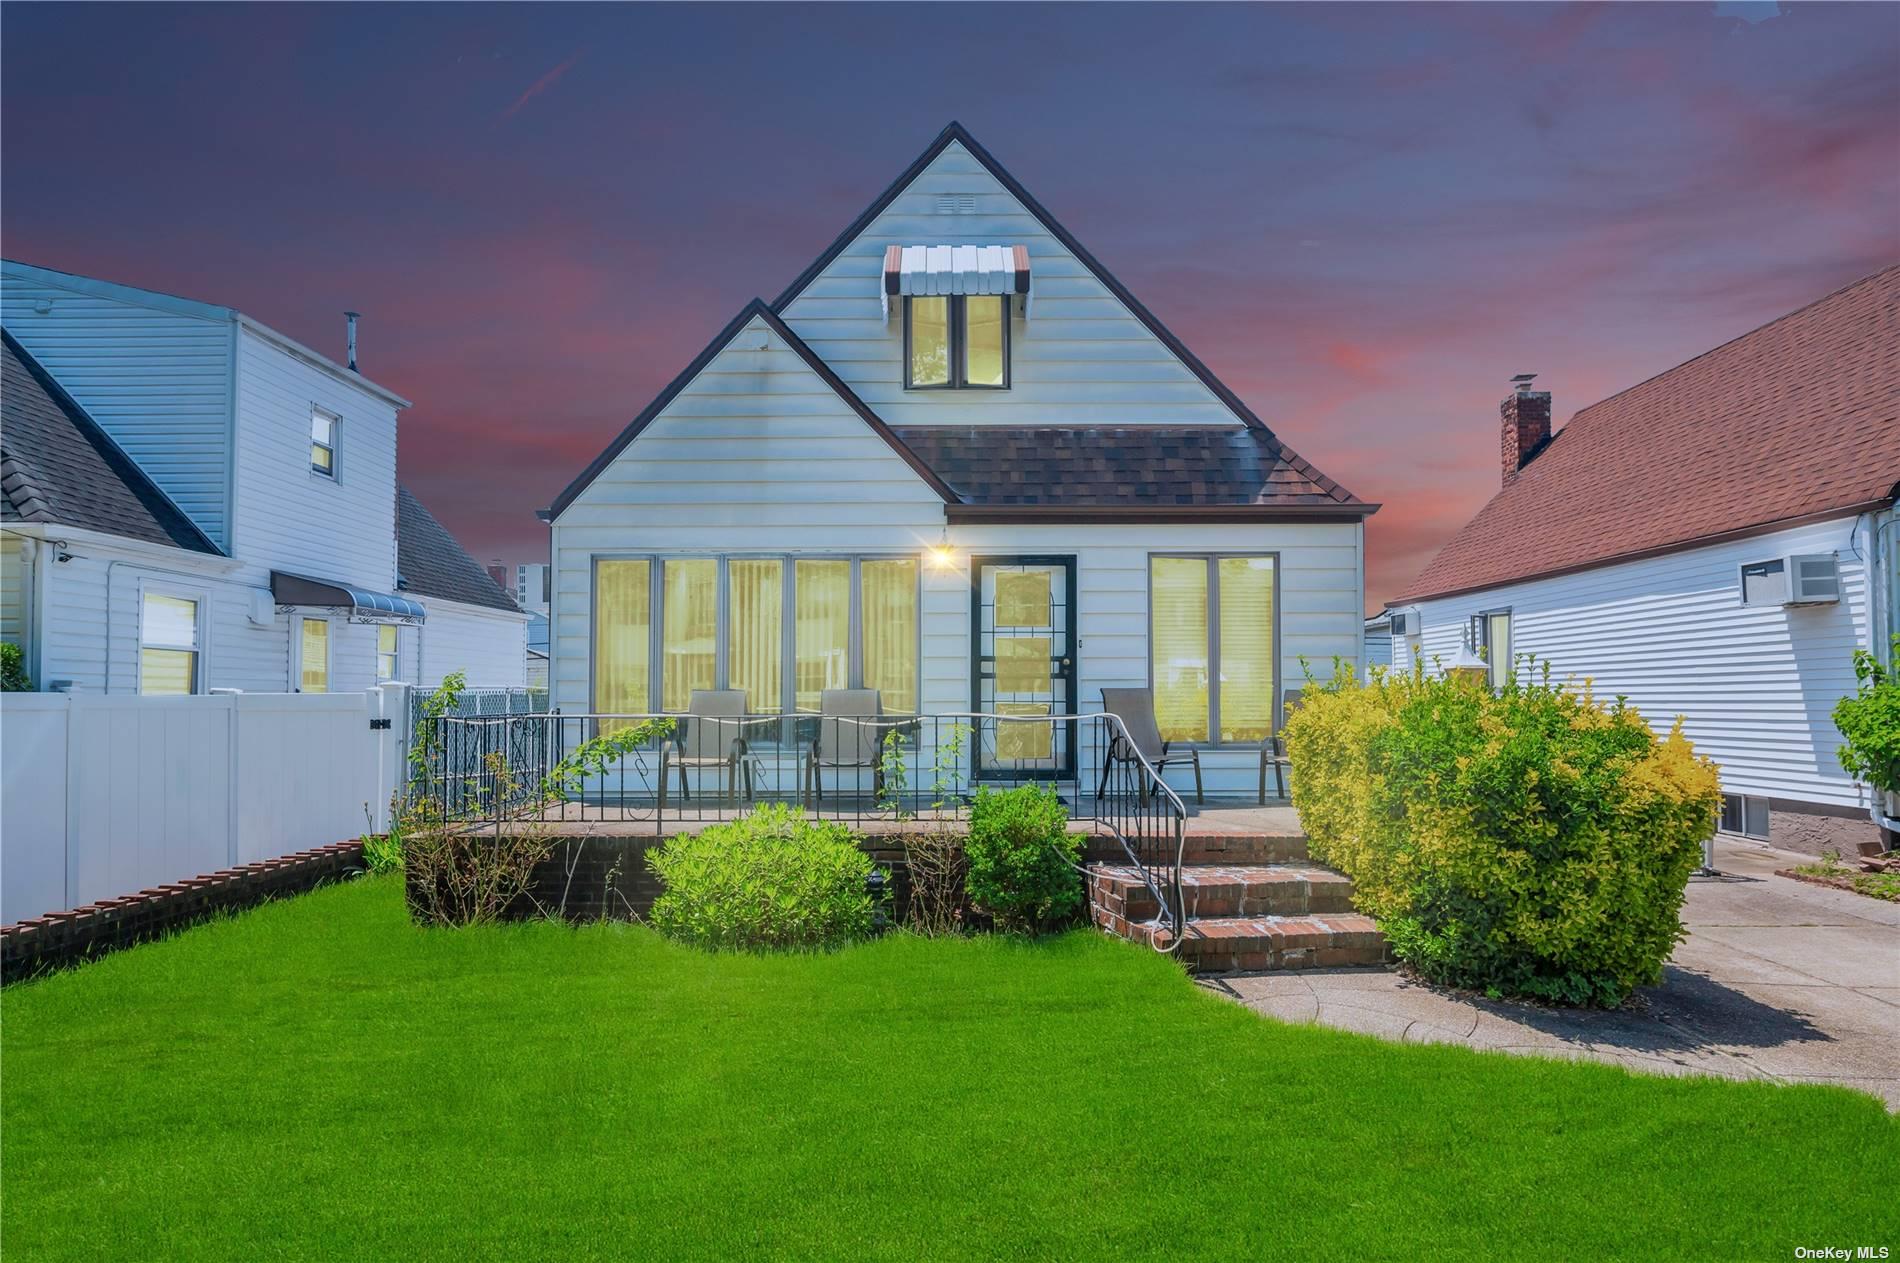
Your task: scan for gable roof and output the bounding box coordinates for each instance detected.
[1401,265,1900,602]
[396,485,519,612]
[544,300,959,520]
[894,426,1371,521]
[0,329,222,553]
[772,122,1282,437]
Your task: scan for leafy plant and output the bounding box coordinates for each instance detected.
[965,783,1083,934]
[0,641,30,692]
[1286,658,1721,1006]
[402,670,674,926]
[647,804,885,951]
[899,829,968,936]
[1834,636,1900,798]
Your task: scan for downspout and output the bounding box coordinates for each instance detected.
[1865,511,1900,842]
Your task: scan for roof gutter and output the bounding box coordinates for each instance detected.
[945,502,1379,525]
[235,315,412,409]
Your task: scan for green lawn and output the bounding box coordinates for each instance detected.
[4,878,1894,1260]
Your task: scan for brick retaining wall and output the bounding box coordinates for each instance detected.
[1,840,366,983]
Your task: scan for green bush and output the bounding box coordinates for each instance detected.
[1285,661,1721,1006]
[1835,637,1900,799]
[965,784,1083,934]
[362,831,404,876]
[1,642,30,692]
[647,805,885,951]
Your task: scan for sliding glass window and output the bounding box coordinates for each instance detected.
[596,555,919,718]
[1149,554,1278,745]
[594,558,651,714]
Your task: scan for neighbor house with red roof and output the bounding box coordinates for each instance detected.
[1390,266,1899,855]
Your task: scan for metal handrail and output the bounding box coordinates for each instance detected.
[415,708,1187,952]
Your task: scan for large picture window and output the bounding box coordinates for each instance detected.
[1149,555,1277,744]
[904,295,1010,390]
[593,555,920,717]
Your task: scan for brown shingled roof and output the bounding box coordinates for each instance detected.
[892,426,1368,514]
[1401,265,1900,602]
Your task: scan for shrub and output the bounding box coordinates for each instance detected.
[647,805,885,951]
[1285,661,1721,1006]
[0,642,30,692]
[965,784,1083,934]
[362,831,404,876]
[900,828,968,936]
[1835,637,1900,800]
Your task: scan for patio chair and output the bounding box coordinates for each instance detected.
[1096,687,1203,805]
[1259,688,1303,804]
[657,690,749,814]
[805,689,884,807]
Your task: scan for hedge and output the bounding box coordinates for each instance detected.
[1285,661,1721,1006]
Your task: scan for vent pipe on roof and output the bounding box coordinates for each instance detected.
[345,311,360,372]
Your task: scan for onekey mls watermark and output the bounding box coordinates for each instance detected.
[1794,1249,1889,1260]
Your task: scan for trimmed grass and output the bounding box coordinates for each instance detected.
[4,878,1895,1260]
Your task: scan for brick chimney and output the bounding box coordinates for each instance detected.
[1501,374,1552,486]
[487,560,509,590]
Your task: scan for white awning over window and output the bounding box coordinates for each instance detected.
[882,244,1031,321]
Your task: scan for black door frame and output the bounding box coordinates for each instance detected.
[970,554,1078,781]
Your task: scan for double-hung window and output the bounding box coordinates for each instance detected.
[311,407,338,478]
[139,592,202,694]
[904,295,1009,389]
[376,624,400,680]
[594,555,920,717]
[1149,555,1277,744]
[298,618,330,693]
[1471,610,1513,689]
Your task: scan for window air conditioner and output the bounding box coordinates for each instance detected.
[1739,554,1839,607]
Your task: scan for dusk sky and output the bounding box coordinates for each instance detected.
[4,2,1895,609]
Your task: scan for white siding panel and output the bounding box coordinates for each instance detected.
[2,265,234,547]
[417,598,528,689]
[778,141,1242,428]
[1392,517,1877,809]
[231,327,399,589]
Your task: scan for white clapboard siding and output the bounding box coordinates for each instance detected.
[231,325,399,590]
[778,140,1242,428]
[416,597,528,689]
[0,690,388,923]
[1391,516,1875,808]
[2,262,235,548]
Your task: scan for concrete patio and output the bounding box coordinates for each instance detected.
[1210,836,1900,1107]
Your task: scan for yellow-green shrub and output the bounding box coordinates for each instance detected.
[1285,662,1721,1006]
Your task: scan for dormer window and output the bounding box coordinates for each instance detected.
[310,407,338,478]
[904,295,1010,390]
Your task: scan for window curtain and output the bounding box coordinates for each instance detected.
[594,559,651,713]
[795,560,850,712]
[1218,557,1275,742]
[299,619,328,694]
[727,559,782,714]
[1150,557,1208,742]
[662,559,717,712]
[861,558,918,714]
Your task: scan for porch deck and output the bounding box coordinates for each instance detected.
[501,800,1301,839]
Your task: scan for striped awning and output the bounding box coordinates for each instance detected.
[270,570,427,625]
[882,244,1031,321]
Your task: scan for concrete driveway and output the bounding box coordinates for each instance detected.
[1212,836,1900,1107]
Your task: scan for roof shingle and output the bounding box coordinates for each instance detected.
[0,329,220,553]
[396,486,518,613]
[1401,266,1900,602]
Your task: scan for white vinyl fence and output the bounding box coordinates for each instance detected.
[1,685,415,925]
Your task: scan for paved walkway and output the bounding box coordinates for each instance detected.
[1210,837,1900,1107]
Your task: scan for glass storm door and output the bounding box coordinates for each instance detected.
[972,556,1076,780]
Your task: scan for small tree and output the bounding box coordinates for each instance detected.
[1835,636,1900,801]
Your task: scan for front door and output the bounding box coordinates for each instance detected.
[971,556,1077,780]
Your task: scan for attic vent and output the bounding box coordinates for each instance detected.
[936,194,975,214]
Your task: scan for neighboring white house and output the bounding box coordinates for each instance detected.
[1392,266,1899,856]
[0,261,519,696]
[524,610,549,690]
[396,486,527,689]
[1363,611,1393,678]
[515,563,550,614]
[542,122,1375,799]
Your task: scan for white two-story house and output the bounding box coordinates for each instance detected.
[1391,266,1898,856]
[1,261,525,696]
[543,122,1374,799]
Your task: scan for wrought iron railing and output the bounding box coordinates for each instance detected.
[409,685,549,728]
[416,710,1187,950]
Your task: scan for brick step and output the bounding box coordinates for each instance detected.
[1082,833,1309,865]
[1089,862,1355,921]
[1101,913,1389,974]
